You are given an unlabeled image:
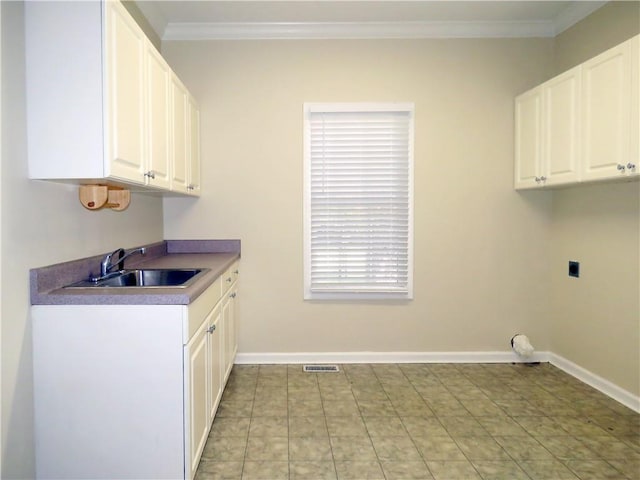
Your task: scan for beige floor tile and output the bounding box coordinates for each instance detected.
[290,461,337,480]
[288,416,328,437]
[330,436,378,462]
[411,435,466,461]
[565,459,627,480]
[519,459,579,479]
[334,461,385,480]
[201,436,247,462]
[370,435,422,462]
[245,436,288,462]
[289,436,333,462]
[363,416,407,436]
[453,436,510,461]
[471,460,531,480]
[426,460,482,480]
[210,417,251,437]
[325,416,368,437]
[241,461,289,480]
[249,416,288,437]
[195,460,243,480]
[380,460,433,479]
[493,434,555,461]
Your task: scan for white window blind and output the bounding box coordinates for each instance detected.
[304,103,414,300]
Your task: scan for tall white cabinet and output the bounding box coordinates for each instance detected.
[25,0,200,195]
[515,34,639,189]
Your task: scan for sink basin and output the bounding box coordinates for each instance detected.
[65,268,209,288]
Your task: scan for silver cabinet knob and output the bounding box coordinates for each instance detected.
[234,270,239,274]
[229,292,237,298]
[207,325,216,334]
[539,176,547,182]
[627,163,636,170]
[535,177,541,183]
[226,277,232,283]
[144,170,155,179]
[617,164,626,171]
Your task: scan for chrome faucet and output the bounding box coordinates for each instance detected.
[99,247,146,278]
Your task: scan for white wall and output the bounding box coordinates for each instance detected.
[163,38,554,356]
[0,3,164,477]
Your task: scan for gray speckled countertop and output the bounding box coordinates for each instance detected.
[30,240,240,305]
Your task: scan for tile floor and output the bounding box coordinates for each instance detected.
[195,363,640,480]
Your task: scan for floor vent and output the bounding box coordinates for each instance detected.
[303,364,340,373]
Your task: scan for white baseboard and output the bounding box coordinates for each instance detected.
[548,353,640,413]
[235,350,551,365]
[235,350,639,413]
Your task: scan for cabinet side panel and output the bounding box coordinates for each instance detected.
[32,305,185,480]
[25,2,104,179]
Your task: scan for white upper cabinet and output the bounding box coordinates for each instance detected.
[515,66,580,189]
[145,45,172,190]
[515,88,543,189]
[25,0,200,194]
[515,34,639,189]
[543,67,581,186]
[582,37,635,181]
[170,76,201,196]
[105,1,146,183]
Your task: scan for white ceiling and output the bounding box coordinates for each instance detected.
[135,1,609,40]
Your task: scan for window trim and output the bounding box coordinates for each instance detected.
[303,102,415,300]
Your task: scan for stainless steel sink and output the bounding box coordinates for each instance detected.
[65,268,209,288]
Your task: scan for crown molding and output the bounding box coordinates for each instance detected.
[163,20,559,40]
[553,1,607,35]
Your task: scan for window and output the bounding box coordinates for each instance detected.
[304,103,414,300]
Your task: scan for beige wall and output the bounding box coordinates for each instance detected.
[554,1,640,74]
[0,3,164,477]
[163,38,555,355]
[549,3,640,396]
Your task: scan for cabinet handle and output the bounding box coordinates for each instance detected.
[539,176,547,182]
[187,184,198,190]
[207,325,216,334]
[229,292,236,298]
[627,163,636,170]
[535,177,541,183]
[144,170,155,179]
[226,277,232,283]
[617,164,626,171]
[234,270,239,274]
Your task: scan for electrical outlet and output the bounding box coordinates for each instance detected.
[569,261,580,278]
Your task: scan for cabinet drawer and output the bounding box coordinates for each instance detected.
[186,276,222,342]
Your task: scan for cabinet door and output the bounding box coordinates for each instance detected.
[582,38,633,181]
[146,46,171,189]
[222,287,238,383]
[630,35,639,176]
[104,0,146,183]
[514,87,543,189]
[188,97,201,195]
[543,67,581,186]
[185,320,209,479]
[171,76,190,193]
[208,306,223,423]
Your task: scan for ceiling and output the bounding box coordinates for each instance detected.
[134,1,609,40]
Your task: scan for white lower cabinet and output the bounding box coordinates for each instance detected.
[31,265,238,480]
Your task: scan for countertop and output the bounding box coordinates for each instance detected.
[30,240,240,305]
